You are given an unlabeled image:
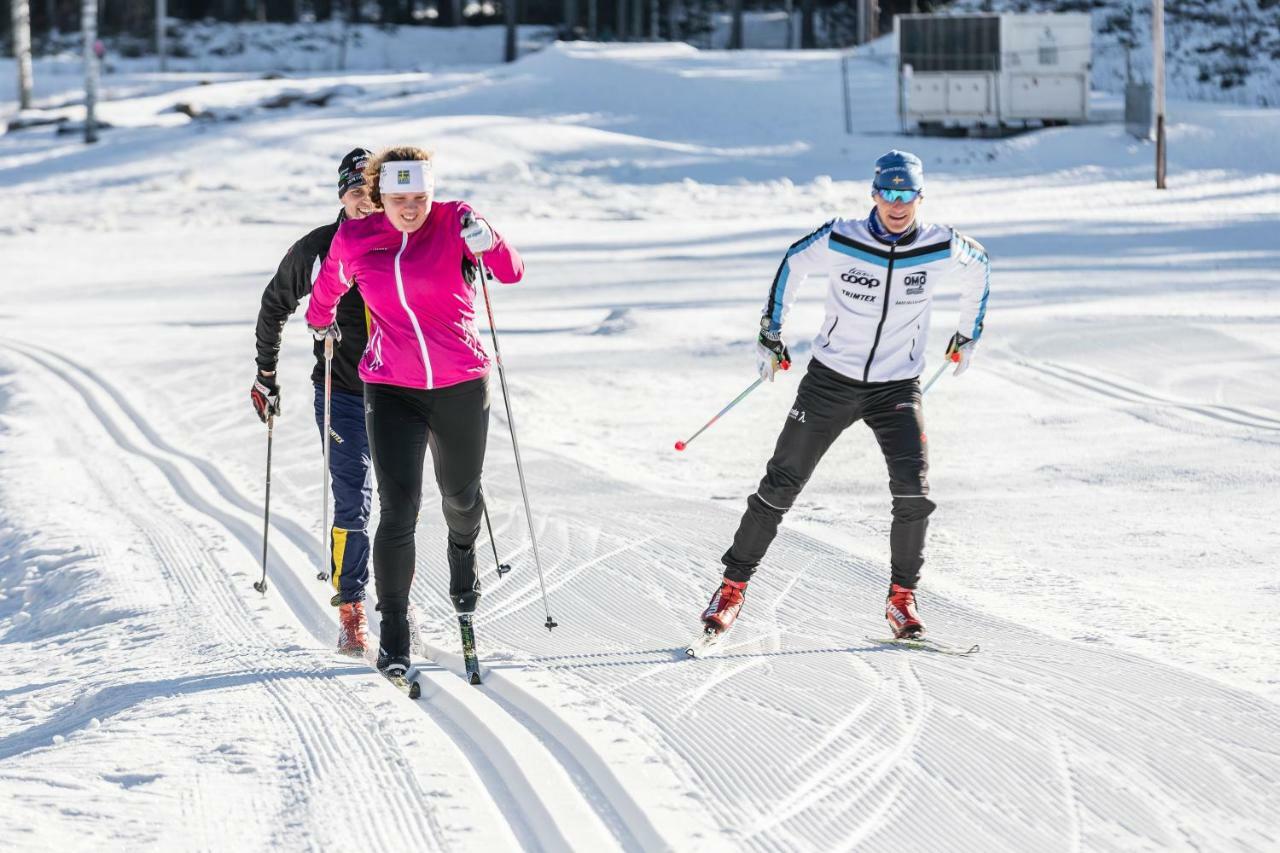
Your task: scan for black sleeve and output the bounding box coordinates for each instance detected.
[254,235,322,374]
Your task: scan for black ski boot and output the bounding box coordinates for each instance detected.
[375,603,411,677]
[448,541,482,614]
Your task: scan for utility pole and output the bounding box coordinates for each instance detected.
[82,0,99,143]
[12,0,33,110]
[1153,0,1166,188]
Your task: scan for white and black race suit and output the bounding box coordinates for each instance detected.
[764,214,989,382]
[722,212,990,589]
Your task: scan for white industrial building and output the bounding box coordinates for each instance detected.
[897,12,1092,133]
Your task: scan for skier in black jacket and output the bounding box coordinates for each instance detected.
[251,147,376,655]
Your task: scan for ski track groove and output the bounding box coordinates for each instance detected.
[417,632,670,853]
[1005,353,1280,434]
[1052,728,1084,853]
[8,343,447,851]
[9,340,662,853]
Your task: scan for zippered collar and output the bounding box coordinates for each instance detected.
[868,208,920,246]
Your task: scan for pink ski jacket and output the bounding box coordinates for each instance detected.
[306,201,524,391]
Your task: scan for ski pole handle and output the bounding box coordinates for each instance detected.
[674,365,787,452]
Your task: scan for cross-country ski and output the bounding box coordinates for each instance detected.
[866,636,981,656]
[459,614,483,685]
[685,626,730,659]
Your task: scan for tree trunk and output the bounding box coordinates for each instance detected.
[158,0,169,70]
[13,0,33,110]
[729,0,742,49]
[647,0,655,39]
[615,0,625,39]
[587,0,596,38]
[801,0,815,48]
[82,0,98,142]
[504,0,517,61]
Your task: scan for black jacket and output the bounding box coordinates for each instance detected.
[254,213,368,395]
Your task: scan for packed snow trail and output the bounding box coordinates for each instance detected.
[405,439,1280,852]
[17,332,1280,851]
[0,342,635,852]
[0,348,521,850]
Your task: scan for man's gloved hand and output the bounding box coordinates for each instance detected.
[251,371,281,423]
[945,332,976,376]
[308,322,342,343]
[461,217,495,255]
[757,327,791,382]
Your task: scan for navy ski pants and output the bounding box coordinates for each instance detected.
[313,383,372,603]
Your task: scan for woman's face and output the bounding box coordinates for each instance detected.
[382,192,431,233]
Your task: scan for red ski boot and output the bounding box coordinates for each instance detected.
[701,578,748,634]
[885,583,925,639]
[337,601,369,656]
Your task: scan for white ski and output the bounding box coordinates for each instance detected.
[685,626,729,659]
[866,635,980,656]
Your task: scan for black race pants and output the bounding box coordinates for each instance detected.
[722,358,936,588]
[365,378,488,617]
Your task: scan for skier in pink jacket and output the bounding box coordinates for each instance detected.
[306,145,524,679]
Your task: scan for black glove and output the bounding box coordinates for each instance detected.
[251,371,281,423]
[945,332,975,376]
[756,327,791,382]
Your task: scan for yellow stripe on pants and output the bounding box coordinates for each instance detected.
[331,527,349,593]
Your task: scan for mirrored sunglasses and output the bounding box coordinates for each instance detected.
[875,187,921,203]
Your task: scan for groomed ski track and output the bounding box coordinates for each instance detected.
[0,341,653,853]
[6,339,1278,852]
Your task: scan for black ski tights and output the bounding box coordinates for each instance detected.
[365,378,488,650]
[722,358,936,588]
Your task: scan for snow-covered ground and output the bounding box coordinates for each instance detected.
[2,33,1279,852]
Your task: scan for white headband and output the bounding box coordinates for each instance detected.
[379,160,434,195]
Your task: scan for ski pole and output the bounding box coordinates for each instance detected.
[674,360,790,452]
[318,335,334,582]
[254,415,274,595]
[921,350,962,396]
[482,500,512,580]
[465,213,557,631]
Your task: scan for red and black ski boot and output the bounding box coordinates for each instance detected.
[885,583,926,639]
[701,578,748,634]
[336,601,369,656]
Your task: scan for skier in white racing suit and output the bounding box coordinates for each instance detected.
[698,150,990,640]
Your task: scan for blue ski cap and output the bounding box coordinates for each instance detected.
[873,150,924,191]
